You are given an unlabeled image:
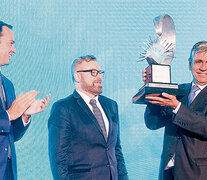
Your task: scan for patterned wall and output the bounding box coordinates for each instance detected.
[0,0,207,179]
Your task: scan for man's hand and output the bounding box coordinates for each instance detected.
[142,69,147,82]
[7,90,40,121]
[24,94,51,116]
[145,92,180,109]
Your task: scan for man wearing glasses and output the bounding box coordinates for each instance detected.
[48,55,128,180]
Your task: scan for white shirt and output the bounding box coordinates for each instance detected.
[76,90,109,135]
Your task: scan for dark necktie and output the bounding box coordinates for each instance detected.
[89,99,107,141]
[188,85,200,106]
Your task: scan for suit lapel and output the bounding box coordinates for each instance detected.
[190,85,207,109]
[180,83,192,106]
[0,95,4,110]
[180,83,207,109]
[1,75,13,109]
[73,90,106,141]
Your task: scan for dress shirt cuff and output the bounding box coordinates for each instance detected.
[6,111,31,126]
[6,111,11,125]
[6,111,10,120]
[22,116,31,127]
[172,102,181,114]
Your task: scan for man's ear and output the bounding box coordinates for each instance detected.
[188,58,192,71]
[74,72,81,83]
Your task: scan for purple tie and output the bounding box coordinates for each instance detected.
[188,85,200,106]
[89,99,107,141]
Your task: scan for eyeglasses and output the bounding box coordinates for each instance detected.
[76,69,104,77]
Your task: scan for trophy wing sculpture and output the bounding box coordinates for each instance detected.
[139,14,176,65]
[133,14,184,104]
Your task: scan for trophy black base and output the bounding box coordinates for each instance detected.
[132,82,185,104]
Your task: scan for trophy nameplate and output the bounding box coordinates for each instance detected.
[133,14,185,104]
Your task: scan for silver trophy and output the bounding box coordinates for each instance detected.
[133,14,185,104]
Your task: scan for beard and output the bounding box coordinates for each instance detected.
[83,81,103,96]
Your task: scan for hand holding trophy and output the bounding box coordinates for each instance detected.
[133,14,185,104]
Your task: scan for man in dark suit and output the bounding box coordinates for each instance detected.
[144,41,207,180]
[0,21,50,180]
[48,55,128,180]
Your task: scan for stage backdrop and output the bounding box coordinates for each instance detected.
[0,0,207,179]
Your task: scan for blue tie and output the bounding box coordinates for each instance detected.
[89,99,107,141]
[188,85,200,106]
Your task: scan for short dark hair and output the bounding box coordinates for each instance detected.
[0,21,13,37]
[71,55,96,82]
[189,41,207,62]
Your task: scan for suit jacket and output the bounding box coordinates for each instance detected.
[0,74,29,180]
[48,90,128,180]
[145,83,207,180]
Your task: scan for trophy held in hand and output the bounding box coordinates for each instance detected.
[133,14,185,104]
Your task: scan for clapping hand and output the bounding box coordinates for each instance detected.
[24,94,51,116]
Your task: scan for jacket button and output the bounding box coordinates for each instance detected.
[5,148,8,151]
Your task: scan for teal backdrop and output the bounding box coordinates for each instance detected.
[0,0,207,179]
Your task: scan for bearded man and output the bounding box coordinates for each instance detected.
[48,55,128,180]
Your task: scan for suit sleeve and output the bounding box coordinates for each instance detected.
[144,103,171,130]
[0,78,29,141]
[0,109,10,133]
[114,102,129,180]
[12,116,30,142]
[48,102,71,180]
[173,104,207,138]
[0,76,13,134]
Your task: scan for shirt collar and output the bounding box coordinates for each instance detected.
[192,82,207,90]
[76,90,99,104]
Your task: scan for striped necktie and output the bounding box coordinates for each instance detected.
[89,99,107,141]
[188,85,200,106]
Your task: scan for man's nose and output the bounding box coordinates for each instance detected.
[97,73,102,79]
[12,45,16,53]
[200,62,207,71]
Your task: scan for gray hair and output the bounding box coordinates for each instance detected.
[71,55,96,82]
[189,41,207,62]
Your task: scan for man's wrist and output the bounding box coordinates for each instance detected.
[172,102,181,114]
[6,111,11,121]
[22,114,31,123]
